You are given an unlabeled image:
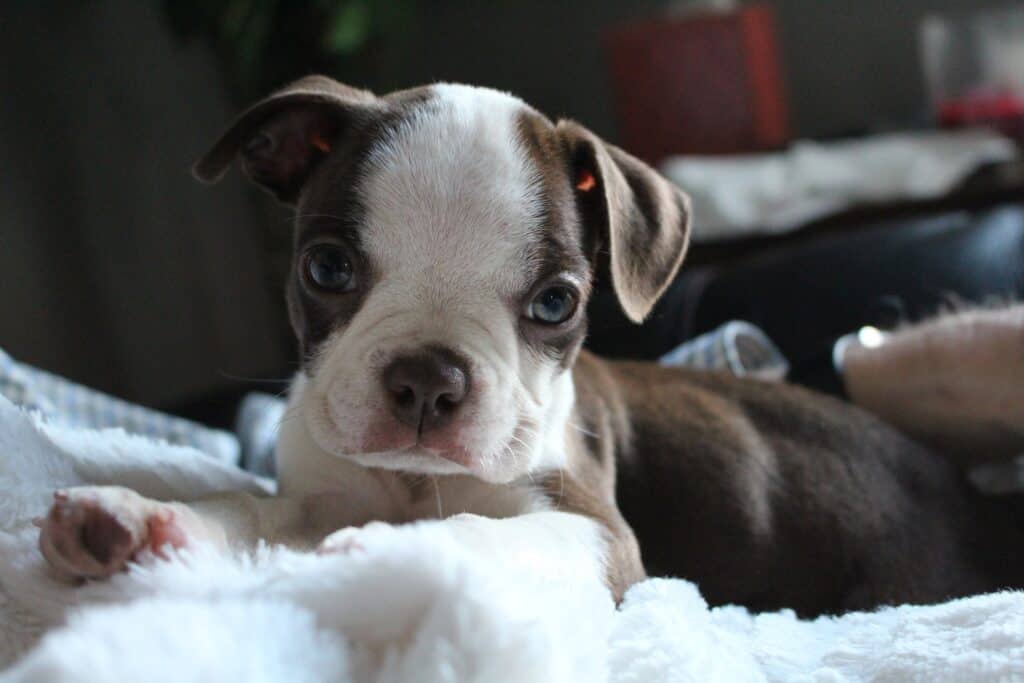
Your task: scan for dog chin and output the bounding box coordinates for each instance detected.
[344,449,473,476]
[344,440,540,483]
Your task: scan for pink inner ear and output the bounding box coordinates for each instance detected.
[576,169,596,192]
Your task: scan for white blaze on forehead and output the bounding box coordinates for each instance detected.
[359,84,546,298]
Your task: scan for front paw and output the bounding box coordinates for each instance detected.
[36,487,186,581]
[316,521,393,556]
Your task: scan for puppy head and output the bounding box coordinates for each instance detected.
[196,76,690,483]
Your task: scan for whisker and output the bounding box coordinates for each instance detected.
[431,475,444,519]
[285,211,355,225]
[567,422,599,438]
[217,370,293,385]
[403,473,431,490]
[507,435,532,451]
[273,405,304,430]
[523,468,536,486]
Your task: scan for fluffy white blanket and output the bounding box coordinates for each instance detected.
[1,395,1023,682]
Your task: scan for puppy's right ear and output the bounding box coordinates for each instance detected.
[193,75,379,204]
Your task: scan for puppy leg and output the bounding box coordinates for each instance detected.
[37,487,348,581]
[37,487,220,581]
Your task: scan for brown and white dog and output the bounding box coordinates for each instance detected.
[36,77,1024,617]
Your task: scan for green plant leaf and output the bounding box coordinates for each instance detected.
[323,0,371,55]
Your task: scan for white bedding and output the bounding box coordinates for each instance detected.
[661,129,1018,242]
[1,394,1023,682]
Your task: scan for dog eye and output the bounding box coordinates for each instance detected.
[304,244,355,293]
[527,285,577,324]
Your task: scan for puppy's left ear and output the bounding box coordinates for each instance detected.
[556,121,691,323]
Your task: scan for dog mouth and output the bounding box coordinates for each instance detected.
[340,444,476,478]
[308,400,473,469]
[306,386,535,480]
[400,443,473,467]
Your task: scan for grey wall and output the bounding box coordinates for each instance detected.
[339,0,670,140]
[771,0,994,137]
[0,2,289,408]
[342,0,994,141]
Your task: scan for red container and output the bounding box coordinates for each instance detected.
[605,5,790,164]
[920,7,1024,141]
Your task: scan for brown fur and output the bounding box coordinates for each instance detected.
[565,351,1024,616]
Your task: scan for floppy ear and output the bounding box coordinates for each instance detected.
[556,121,691,323]
[193,75,379,203]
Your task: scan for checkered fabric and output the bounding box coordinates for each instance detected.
[659,320,789,380]
[0,348,239,464]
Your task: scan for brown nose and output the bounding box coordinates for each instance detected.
[382,348,469,433]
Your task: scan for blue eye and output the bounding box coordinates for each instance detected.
[305,245,355,292]
[528,285,577,324]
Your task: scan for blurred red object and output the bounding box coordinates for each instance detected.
[605,4,789,164]
[919,6,1024,141]
[937,92,1024,139]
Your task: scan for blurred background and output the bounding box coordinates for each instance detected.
[2,0,1023,430]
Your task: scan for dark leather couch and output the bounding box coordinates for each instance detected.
[586,203,1024,395]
